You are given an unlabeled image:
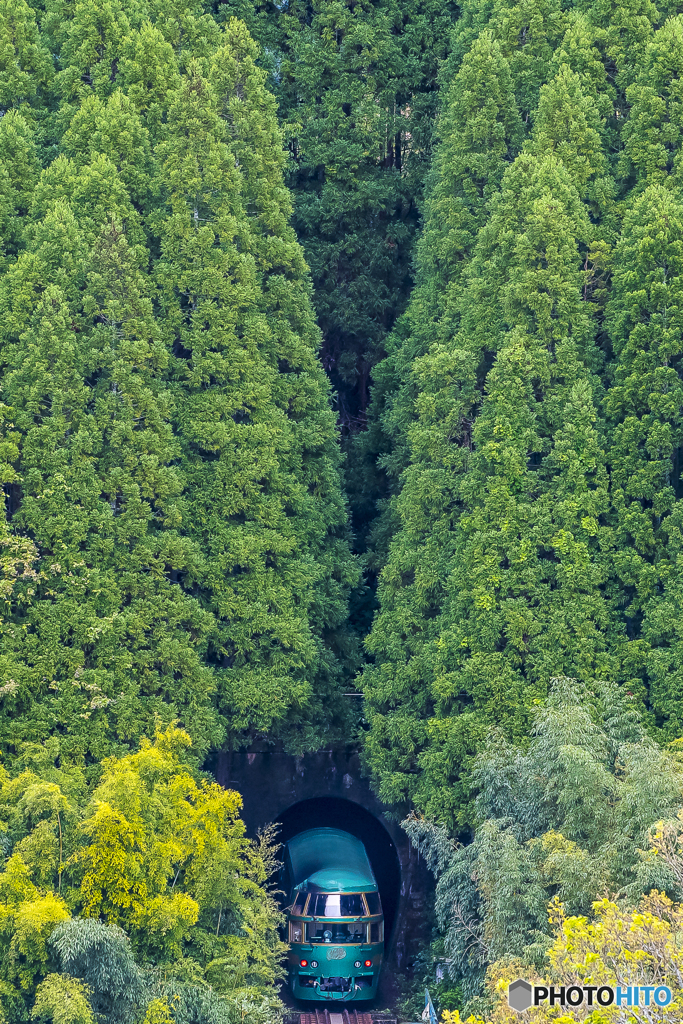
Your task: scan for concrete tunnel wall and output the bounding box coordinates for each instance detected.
[210,747,435,1001]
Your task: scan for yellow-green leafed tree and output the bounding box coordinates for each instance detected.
[0,726,286,1024]
[69,726,286,977]
[31,975,95,1024]
[0,855,69,994]
[443,892,683,1024]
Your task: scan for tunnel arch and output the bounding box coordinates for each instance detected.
[275,796,402,946]
[210,745,435,999]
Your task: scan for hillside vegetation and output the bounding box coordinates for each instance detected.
[362,0,683,829]
[2,0,683,1020]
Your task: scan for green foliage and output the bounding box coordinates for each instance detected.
[50,919,144,1024]
[621,16,683,184]
[0,0,357,763]
[362,147,619,827]
[446,0,569,120]
[441,891,683,1024]
[0,204,220,762]
[528,65,607,193]
[270,0,458,431]
[6,0,683,1013]
[404,678,683,1011]
[31,976,94,1024]
[369,31,523,497]
[0,0,53,113]
[358,0,683,834]
[153,34,357,750]
[0,112,41,262]
[606,182,683,736]
[0,727,285,1024]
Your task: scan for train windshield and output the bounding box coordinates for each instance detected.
[310,893,364,917]
[292,892,308,914]
[364,892,381,915]
[306,922,368,943]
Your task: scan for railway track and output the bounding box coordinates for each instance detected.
[297,1010,398,1024]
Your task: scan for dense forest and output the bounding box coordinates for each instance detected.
[2,0,683,1020]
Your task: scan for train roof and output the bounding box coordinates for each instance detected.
[285,827,378,893]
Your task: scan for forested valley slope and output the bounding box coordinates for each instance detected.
[2,0,683,1021]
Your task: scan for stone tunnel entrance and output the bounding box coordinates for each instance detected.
[210,747,435,1003]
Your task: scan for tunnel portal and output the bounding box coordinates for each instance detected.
[210,747,434,1000]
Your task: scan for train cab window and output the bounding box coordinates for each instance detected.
[370,921,383,943]
[292,892,308,914]
[311,894,336,917]
[310,893,364,917]
[340,894,364,917]
[290,921,304,943]
[364,892,381,916]
[306,922,368,944]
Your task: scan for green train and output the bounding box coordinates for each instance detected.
[284,827,384,1002]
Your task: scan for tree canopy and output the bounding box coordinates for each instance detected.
[360,0,683,831]
[3,0,683,1018]
[0,0,358,765]
[0,726,284,1024]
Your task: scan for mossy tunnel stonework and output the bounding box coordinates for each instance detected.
[211,748,434,1001]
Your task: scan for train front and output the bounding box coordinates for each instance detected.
[283,829,384,1002]
[288,887,383,1001]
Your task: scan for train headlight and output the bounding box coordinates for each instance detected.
[310,961,318,968]
[354,961,361,968]
[299,960,308,967]
[364,960,372,968]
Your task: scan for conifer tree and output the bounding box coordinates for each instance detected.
[446,0,569,121]
[60,91,155,211]
[47,0,142,110]
[153,39,357,751]
[528,65,607,193]
[582,0,669,92]
[362,155,617,826]
[0,0,53,113]
[415,31,524,324]
[545,11,618,164]
[363,32,523,559]
[0,5,357,759]
[549,12,613,109]
[152,0,222,69]
[118,21,181,137]
[0,111,41,261]
[274,0,458,430]
[526,64,618,241]
[361,0,583,573]
[0,182,219,760]
[621,15,683,186]
[606,182,683,736]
